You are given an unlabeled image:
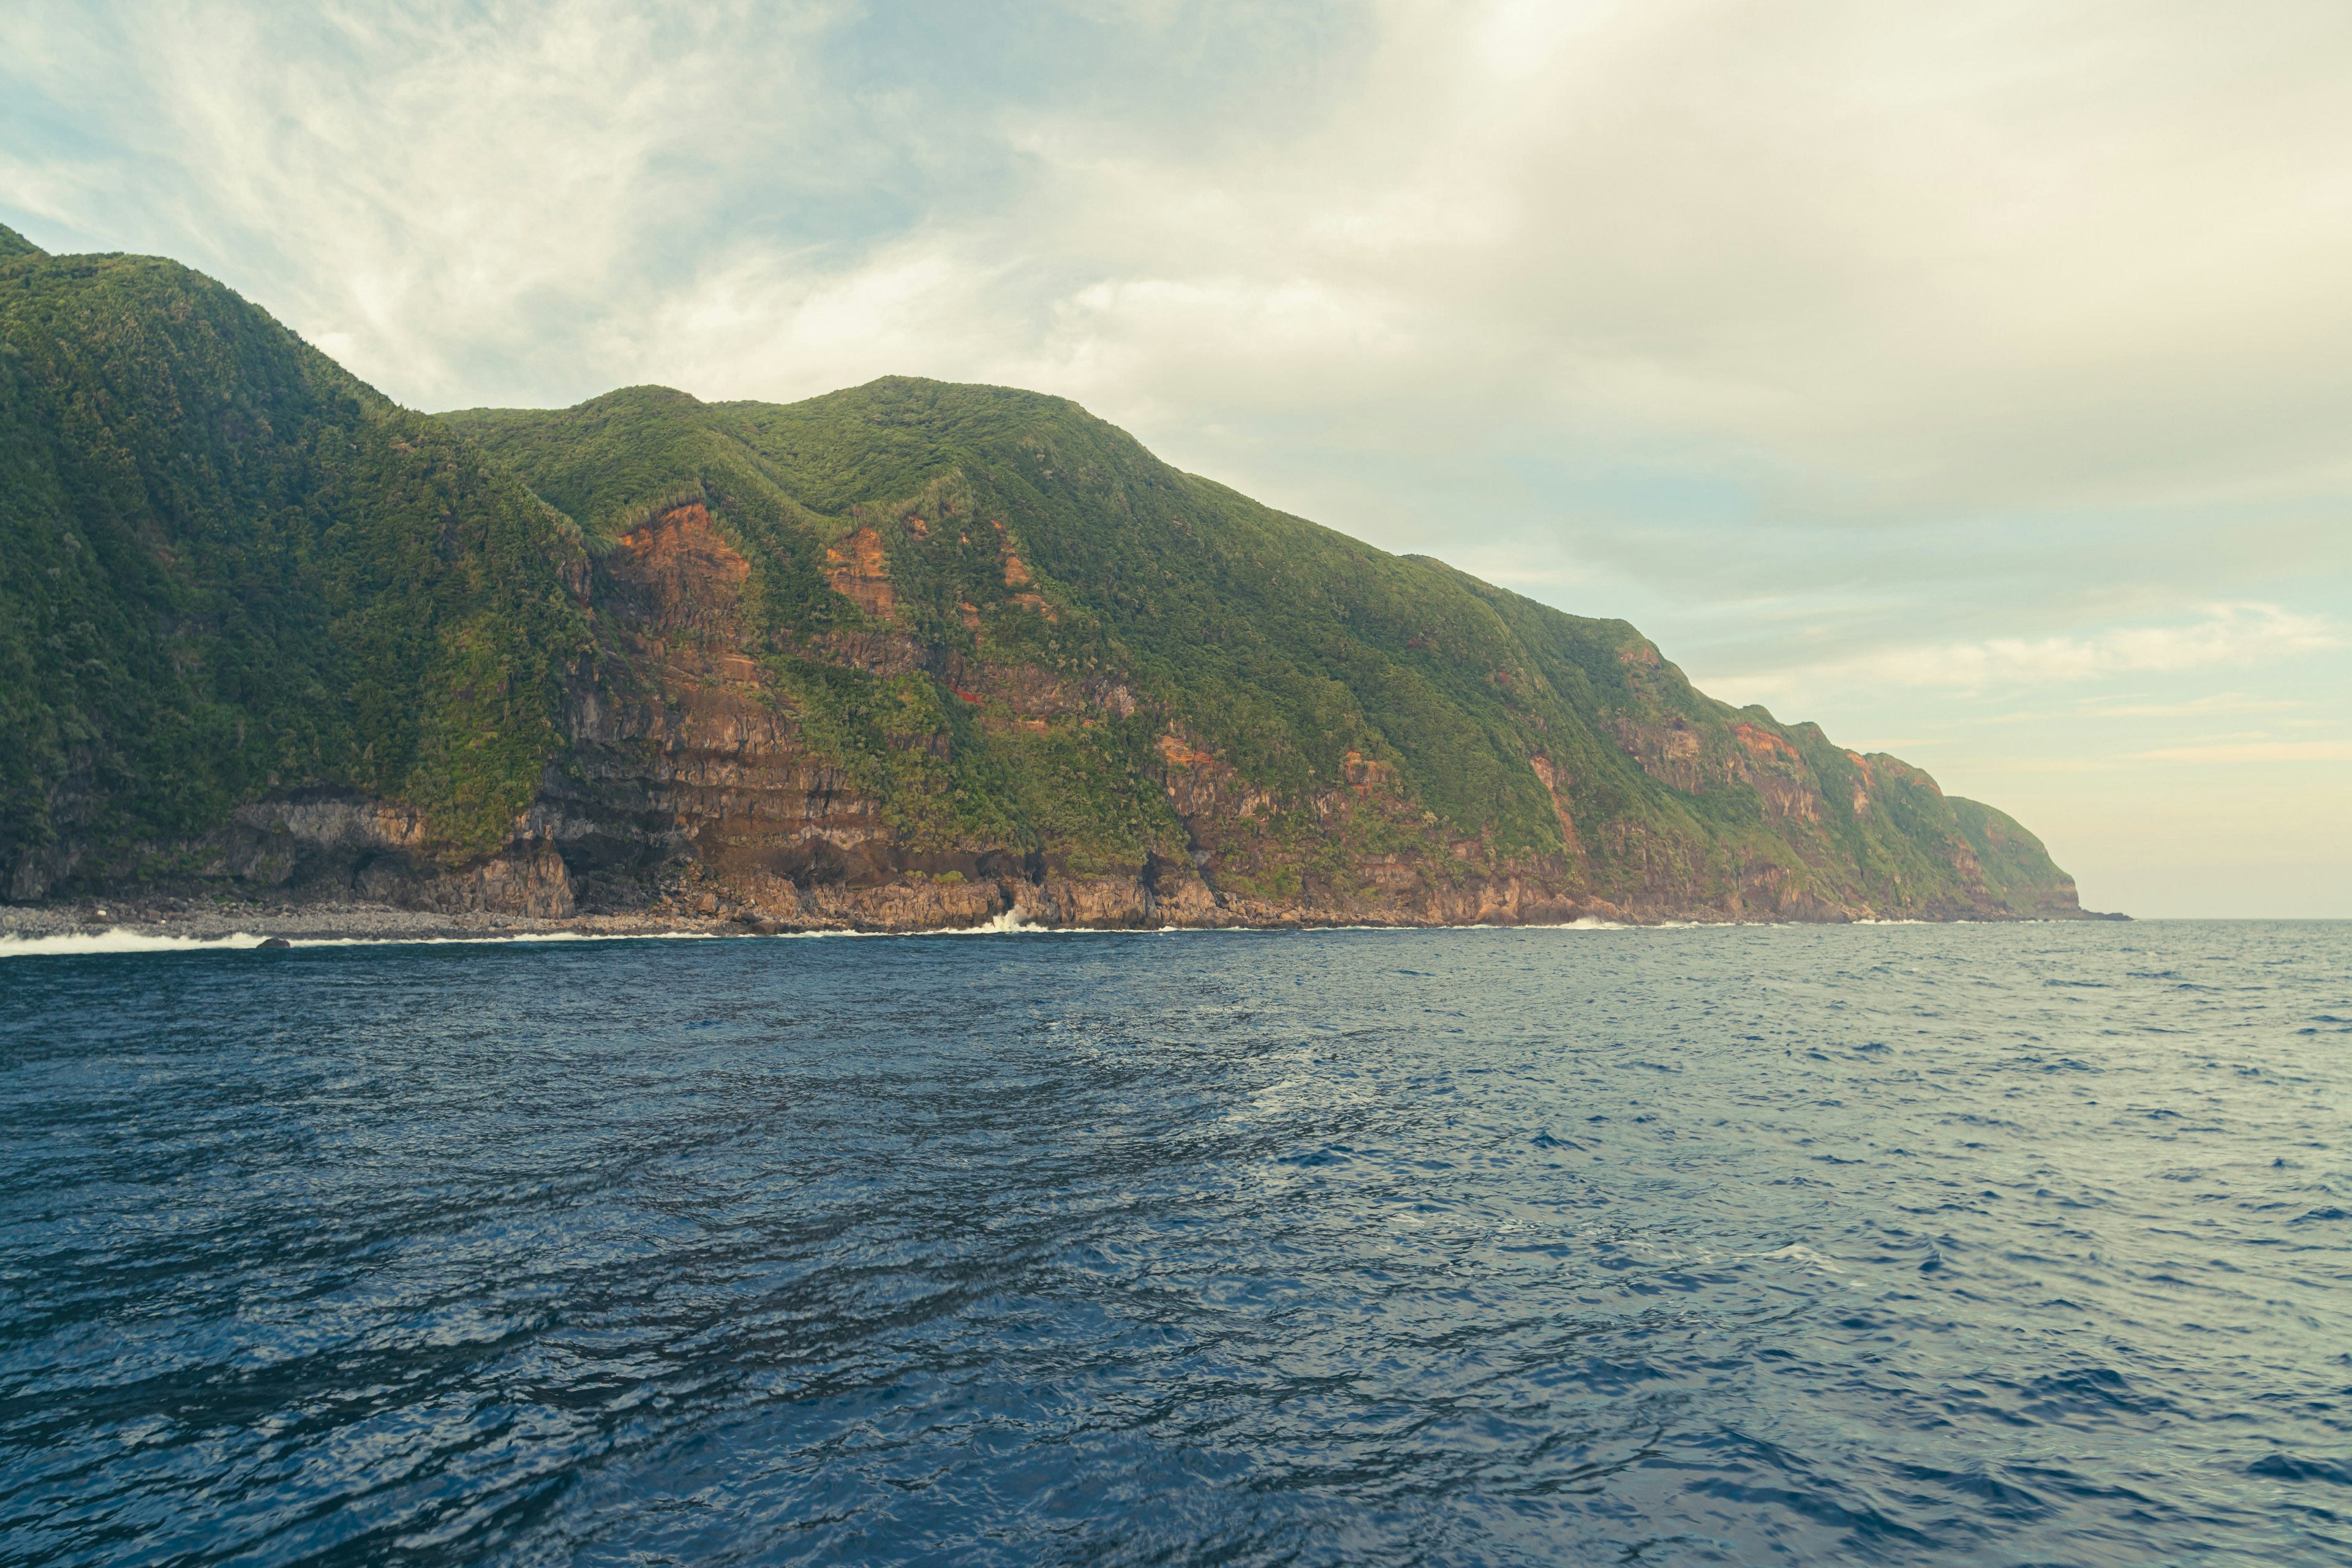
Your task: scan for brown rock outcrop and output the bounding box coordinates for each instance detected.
[824,526,897,621]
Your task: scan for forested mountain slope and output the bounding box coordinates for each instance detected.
[0,227,2090,925]
[0,227,586,909]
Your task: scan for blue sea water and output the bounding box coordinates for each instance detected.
[2,920,2348,1566]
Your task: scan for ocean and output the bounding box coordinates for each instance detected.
[2,920,2346,1565]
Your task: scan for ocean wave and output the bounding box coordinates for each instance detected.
[0,928,275,958]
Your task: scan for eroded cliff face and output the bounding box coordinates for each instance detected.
[39,489,2088,930]
[538,503,1205,929]
[423,502,2071,929]
[542,503,1022,929]
[85,790,584,920]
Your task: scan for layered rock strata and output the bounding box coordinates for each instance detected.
[103,494,2094,933]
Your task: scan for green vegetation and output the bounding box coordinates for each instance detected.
[448,377,2078,913]
[0,227,2078,916]
[0,233,585,890]
[451,380,1613,865]
[1951,797,2071,913]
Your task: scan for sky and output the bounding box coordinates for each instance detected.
[5,0,2348,917]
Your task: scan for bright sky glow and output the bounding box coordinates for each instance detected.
[7,0,2348,915]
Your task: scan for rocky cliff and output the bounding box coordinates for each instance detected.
[0,228,2101,930]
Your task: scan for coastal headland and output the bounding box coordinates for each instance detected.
[0,226,2111,933]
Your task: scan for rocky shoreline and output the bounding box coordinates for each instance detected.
[0,898,664,946]
[0,889,2120,949]
[0,892,1603,946]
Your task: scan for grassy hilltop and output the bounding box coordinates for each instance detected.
[0,225,2087,924]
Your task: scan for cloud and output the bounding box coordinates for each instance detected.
[2081,696,2312,719]
[2127,741,2352,763]
[1796,604,2342,692]
[15,0,2352,516]
[913,0,2352,514]
[1,0,836,404]
[1703,606,2343,713]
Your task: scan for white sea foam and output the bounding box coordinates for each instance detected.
[1738,1243,1849,1273]
[0,925,734,959]
[937,908,1040,936]
[288,930,727,948]
[0,928,273,959]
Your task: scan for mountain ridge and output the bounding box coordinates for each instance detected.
[0,236,2106,930]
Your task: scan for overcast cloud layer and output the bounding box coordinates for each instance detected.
[7,0,2348,915]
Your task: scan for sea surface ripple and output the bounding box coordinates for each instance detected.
[2,921,2348,1566]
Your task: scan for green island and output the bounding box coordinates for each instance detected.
[0,225,2100,930]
